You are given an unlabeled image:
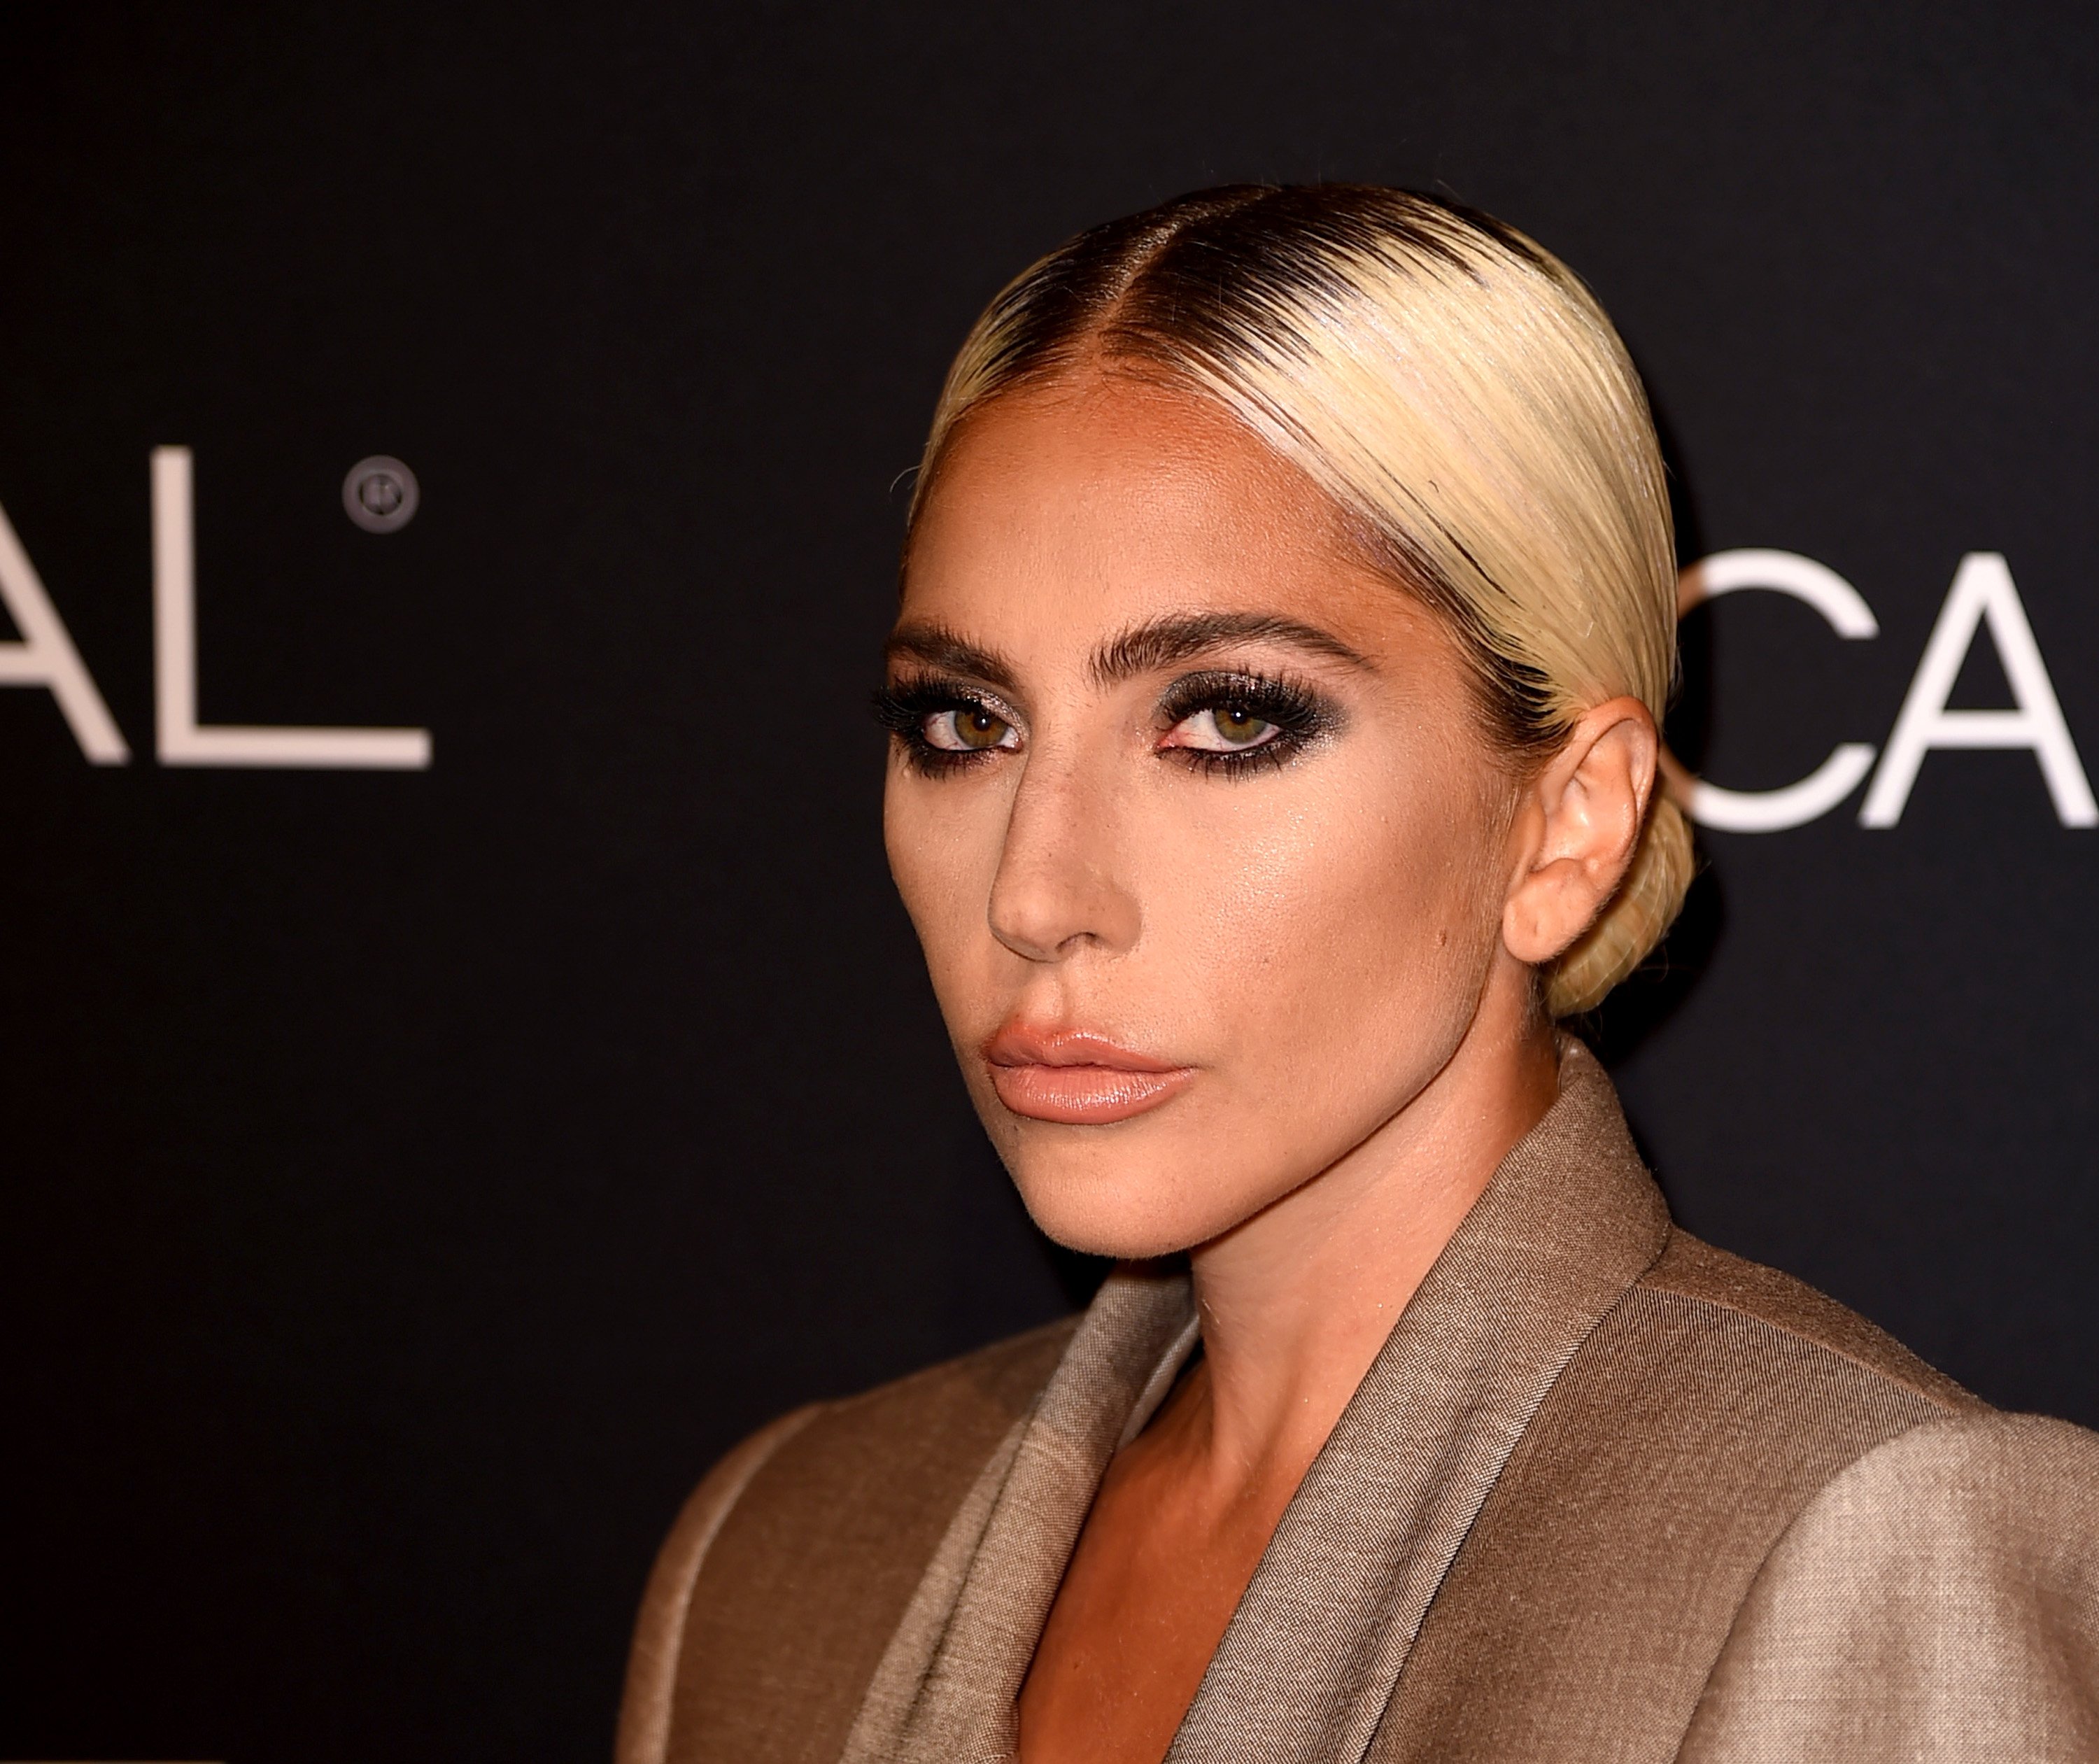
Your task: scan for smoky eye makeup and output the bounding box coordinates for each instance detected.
[1154,668,1342,775]
[872,665,1345,779]
[872,675,1022,774]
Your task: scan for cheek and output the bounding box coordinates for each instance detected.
[883,768,1003,1005]
[1139,751,1504,1066]
[1004,749,1514,1259]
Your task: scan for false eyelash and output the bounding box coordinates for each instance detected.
[870,675,1017,775]
[1156,669,1339,776]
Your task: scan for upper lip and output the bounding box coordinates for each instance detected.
[983,1024,1186,1072]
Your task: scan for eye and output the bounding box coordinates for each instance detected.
[1151,669,1337,775]
[924,705,1018,752]
[1167,702,1282,752]
[870,677,1025,773]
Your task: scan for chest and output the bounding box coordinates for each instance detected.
[1016,1450,1301,1764]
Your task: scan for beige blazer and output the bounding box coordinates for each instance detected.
[617,1044,2099,1763]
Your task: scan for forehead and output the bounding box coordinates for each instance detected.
[902,377,1411,662]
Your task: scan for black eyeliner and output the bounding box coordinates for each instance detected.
[1156,668,1341,776]
[872,674,1017,775]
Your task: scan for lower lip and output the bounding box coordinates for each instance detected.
[988,1062,1195,1125]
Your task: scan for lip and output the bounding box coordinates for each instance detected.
[982,1024,1196,1125]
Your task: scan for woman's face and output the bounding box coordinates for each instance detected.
[884,378,1537,1259]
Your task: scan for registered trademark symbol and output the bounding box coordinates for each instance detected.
[342,456,419,533]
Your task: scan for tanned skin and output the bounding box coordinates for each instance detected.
[883,377,1656,1764]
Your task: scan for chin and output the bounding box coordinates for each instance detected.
[1017,1195,1201,1262]
[997,1123,1280,1261]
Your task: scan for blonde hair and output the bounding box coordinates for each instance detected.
[910,185,1691,1016]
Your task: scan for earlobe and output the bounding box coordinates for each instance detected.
[1501,698,1659,966]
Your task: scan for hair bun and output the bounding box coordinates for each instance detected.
[912,183,1690,1019]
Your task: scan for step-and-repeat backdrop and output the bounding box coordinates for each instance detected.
[6,4,2095,1758]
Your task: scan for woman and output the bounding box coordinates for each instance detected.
[616,187,2099,1764]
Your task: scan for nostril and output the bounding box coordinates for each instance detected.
[987,870,1085,964]
[987,852,1139,963]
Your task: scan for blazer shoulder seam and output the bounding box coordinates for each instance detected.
[1620,1276,1965,1411]
[613,1402,826,1764]
[1676,1407,2057,1748]
[822,1314,1081,1420]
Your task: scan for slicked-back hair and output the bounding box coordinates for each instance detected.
[908,185,1690,1017]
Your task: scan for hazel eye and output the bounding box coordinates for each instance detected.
[924,705,1017,752]
[1171,703,1280,752]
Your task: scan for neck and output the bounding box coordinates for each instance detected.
[1183,980,1561,1488]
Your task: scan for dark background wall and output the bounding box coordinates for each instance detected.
[4,3,2096,1758]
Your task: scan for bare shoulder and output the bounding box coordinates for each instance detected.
[1681,1412,2099,1762]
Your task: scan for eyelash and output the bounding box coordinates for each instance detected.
[1155,670,1335,776]
[871,677,1019,777]
[870,670,1338,778]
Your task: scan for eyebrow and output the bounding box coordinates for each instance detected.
[1089,612,1373,687]
[884,623,1021,694]
[883,609,1373,696]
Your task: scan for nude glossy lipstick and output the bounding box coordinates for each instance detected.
[982,1026,1195,1125]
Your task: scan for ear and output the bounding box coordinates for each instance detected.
[1502,697,1659,967]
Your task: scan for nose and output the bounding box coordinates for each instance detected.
[986,751,1142,963]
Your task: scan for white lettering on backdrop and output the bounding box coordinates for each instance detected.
[0,495,131,763]
[1673,550,1881,832]
[1857,552,2096,827]
[1674,547,2094,831]
[0,465,2091,818]
[151,446,430,768]
[0,449,430,770]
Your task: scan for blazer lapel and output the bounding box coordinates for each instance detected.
[842,1260,1201,1764]
[844,1042,1667,1764]
[1166,1042,1669,1764]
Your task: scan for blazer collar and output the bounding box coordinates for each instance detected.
[847,1038,1670,1764]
